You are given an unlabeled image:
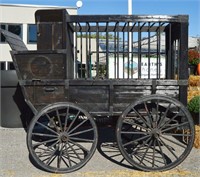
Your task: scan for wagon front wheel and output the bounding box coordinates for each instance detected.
[116,95,195,171]
[27,102,98,173]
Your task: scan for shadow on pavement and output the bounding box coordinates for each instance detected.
[97,125,138,170]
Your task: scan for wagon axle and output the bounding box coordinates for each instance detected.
[150,128,161,138]
[60,133,69,143]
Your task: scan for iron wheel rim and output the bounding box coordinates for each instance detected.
[27,102,98,173]
[116,95,195,171]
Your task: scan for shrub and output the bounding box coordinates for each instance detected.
[188,95,200,113]
[188,49,200,65]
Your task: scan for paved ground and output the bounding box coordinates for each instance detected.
[0,126,200,177]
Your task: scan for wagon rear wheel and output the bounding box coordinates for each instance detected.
[27,102,98,173]
[116,95,195,171]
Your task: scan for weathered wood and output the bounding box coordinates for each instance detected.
[12,52,66,80]
[2,9,189,116]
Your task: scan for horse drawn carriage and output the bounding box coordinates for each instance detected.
[1,9,194,173]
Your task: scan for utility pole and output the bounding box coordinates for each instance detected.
[128,0,132,66]
[128,0,132,15]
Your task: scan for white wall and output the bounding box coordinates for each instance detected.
[0,4,77,67]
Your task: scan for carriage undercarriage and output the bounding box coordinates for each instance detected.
[0,8,194,173]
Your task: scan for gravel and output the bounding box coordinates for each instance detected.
[0,127,199,177]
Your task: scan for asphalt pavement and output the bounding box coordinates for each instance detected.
[0,126,200,177]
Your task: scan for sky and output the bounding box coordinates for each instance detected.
[0,0,200,37]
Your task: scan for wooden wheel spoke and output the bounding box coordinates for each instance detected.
[158,137,178,159]
[156,138,167,166]
[36,121,59,135]
[123,134,151,147]
[32,132,58,138]
[132,108,151,128]
[66,110,81,132]
[45,113,60,133]
[139,139,153,165]
[143,102,153,126]
[68,119,88,134]
[156,100,159,122]
[69,128,94,137]
[131,136,152,155]
[64,106,70,131]
[46,154,57,166]
[160,110,182,129]
[121,131,148,135]
[158,103,172,128]
[161,122,189,133]
[123,120,149,131]
[33,138,59,148]
[69,136,94,143]
[160,135,186,148]
[162,133,192,137]
[56,108,63,132]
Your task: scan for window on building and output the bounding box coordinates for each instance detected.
[27,24,37,43]
[0,23,22,42]
[8,62,15,70]
[0,62,6,70]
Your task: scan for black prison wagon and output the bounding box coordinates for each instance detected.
[0,9,195,173]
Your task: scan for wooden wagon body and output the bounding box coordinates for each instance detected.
[11,9,189,115]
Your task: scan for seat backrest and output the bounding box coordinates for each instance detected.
[0,28,28,51]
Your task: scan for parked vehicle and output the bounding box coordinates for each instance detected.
[0,9,194,173]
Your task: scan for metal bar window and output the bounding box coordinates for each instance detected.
[156,23,161,79]
[127,22,130,79]
[96,22,100,79]
[70,15,187,81]
[75,23,78,79]
[86,23,89,78]
[130,24,134,78]
[116,22,120,79]
[106,22,109,79]
[80,27,84,78]
[0,62,6,70]
[148,22,151,79]
[88,22,92,79]
[138,22,142,79]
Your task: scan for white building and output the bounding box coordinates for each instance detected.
[0,4,199,71]
[0,4,77,70]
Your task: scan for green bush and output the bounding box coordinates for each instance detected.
[188,95,200,113]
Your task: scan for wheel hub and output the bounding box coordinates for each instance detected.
[60,133,69,142]
[150,128,161,138]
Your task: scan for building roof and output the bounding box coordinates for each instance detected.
[0,3,77,9]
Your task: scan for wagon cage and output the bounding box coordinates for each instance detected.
[0,9,195,173]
